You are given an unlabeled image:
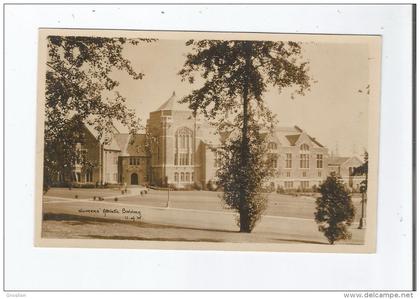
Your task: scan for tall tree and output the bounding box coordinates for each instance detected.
[179,39,311,232]
[44,36,153,191]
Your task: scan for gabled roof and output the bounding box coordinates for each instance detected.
[155,91,190,112]
[114,134,131,155]
[271,126,325,148]
[126,134,148,156]
[285,134,301,146]
[84,123,121,151]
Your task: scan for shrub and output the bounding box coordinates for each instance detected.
[194,182,203,191]
[314,174,355,244]
[206,180,217,191]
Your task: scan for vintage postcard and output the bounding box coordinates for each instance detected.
[35,29,381,252]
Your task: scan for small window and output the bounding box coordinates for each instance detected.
[269,142,277,150]
[285,153,292,168]
[174,172,179,182]
[300,144,309,151]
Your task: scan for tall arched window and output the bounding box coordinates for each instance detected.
[175,127,193,166]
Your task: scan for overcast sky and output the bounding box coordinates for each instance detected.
[109,39,370,157]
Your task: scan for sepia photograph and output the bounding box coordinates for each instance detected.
[35,29,381,252]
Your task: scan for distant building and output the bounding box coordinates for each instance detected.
[265,126,329,191]
[328,156,365,190]
[145,91,218,188]
[51,92,363,191]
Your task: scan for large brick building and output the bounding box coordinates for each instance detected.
[55,92,363,190]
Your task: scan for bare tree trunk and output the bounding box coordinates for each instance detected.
[239,42,252,233]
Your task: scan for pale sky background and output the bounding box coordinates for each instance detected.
[109,39,370,157]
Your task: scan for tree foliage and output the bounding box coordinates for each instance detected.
[216,118,274,231]
[314,174,355,244]
[353,151,368,192]
[180,39,311,232]
[43,35,153,190]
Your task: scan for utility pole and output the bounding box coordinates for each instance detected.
[358,185,367,229]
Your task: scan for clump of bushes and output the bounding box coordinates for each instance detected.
[314,174,355,245]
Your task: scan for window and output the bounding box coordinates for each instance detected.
[302,171,307,177]
[178,153,191,166]
[181,172,185,182]
[130,157,140,165]
[268,142,277,150]
[191,172,194,182]
[272,158,278,168]
[174,153,178,165]
[269,154,278,168]
[186,172,190,181]
[174,172,179,182]
[316,154,323,168]
[175,127,193,166]
[286,171,291,177]
[300,181,309,189]
[318,171,322,177]
[300,144,309,151]
[285,181,294,189]
[285,153,292,168]
[300,154,309,168]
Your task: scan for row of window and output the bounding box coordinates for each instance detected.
[284,180,321,189]
[269,142,310,151]
[174,172,194,182]
[271,154,323,169]
[174,153,194,165]
[283,171,323,177]
[129,157,141,165]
